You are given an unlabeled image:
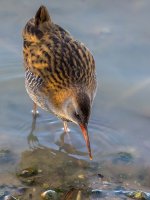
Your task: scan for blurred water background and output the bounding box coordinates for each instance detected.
[0,0,150,199]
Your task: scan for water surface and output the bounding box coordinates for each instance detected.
[0,0,150,199]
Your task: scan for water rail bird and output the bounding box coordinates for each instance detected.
[22,5,97,160]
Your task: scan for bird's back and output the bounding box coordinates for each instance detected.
[23,6,97,115]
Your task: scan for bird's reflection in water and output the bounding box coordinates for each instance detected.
[27,112,88,157]
[27,114,40,149]
[56,132,87,157]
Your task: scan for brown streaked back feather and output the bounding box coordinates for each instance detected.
[23,5,97,102]
[35,5,51,26]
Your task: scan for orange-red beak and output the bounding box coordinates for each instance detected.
[80,124,92,160]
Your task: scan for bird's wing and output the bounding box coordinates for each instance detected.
[23,22,96,96]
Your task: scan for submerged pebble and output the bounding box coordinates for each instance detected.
[41,190,58,200]
[91,189,106,198]
[97,173,104,179]
[17,167,38,177]
[112,152,134,164]
[0,189,5,198]
[21,178,35,186]
[13,186,29,196]
[125,191,150,200]
[78,174,85,179]
[0,185,17,198]
[4,195,17,200]
[0,185,29,200]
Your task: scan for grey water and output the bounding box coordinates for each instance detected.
[0,0,150,199]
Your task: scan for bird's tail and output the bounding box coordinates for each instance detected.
[22,5,51,43]
[35,5,51,26]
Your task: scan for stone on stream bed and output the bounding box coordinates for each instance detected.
[125,190,150,200]
[17,167,38,178]
[16,167,41,186]
[112,152,134,165]
[0,185,28,200]
[41,190,58,200]
[91,189,106,198]
[4,195,17,200]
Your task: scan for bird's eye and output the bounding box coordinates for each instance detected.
[75,113,80,119]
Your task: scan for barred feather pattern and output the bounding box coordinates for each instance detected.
[23,8,97,116]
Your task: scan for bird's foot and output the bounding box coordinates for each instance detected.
[63,121,70,133]
[27,133,44,150]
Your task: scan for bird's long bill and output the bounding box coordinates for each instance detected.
[80,124,92,160]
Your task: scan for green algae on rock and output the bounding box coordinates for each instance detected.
[125,190,150,200]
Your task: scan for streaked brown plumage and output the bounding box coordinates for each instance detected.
[22,5,97,159]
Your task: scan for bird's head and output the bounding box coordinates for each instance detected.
[64,92,92,160]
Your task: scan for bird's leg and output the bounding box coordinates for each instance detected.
[62,121,73,148]
[63,121,69,133]
[28,112,40,149]
[31,102,39,116]
[28,106,44,149]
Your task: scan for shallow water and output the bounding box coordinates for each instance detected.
[0,0,150,199]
